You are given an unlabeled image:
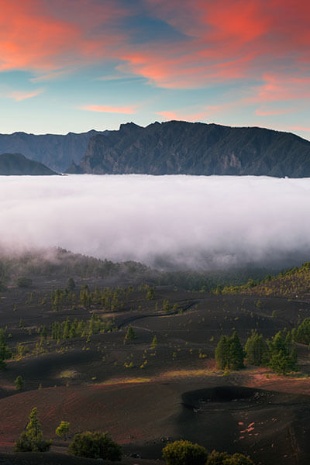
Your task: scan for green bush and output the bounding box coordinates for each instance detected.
[15,432,51,452]
[69,431,122,461]
[206,450,255,465]
[162,439,208,465]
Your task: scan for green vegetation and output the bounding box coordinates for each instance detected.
[69,431,122,461]
[124,326,136,343]
[162,441,255,465]
[162,440,208,465]
[0,328,11,368]
[206,450,255,465]
[50,315,115,342]
[216,328,299,375]
[245,331,269,366]
[215,332,245,370]
[55,420,70,440]
[14,375,24,391]
[293,317,310,345]
[15,407,51,452]
[218,261,310,298]
[268,330,297,375]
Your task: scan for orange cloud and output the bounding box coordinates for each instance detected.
[0,0,128,74]
[0,0,309,93]
[138,0,310,88]
[81,105,136,114]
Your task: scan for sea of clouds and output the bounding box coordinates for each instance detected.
[1,174,310,270]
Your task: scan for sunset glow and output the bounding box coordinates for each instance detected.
[0,0,309,139]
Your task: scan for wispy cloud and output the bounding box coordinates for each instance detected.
[1,0,309,87]
[81,104,136,114]
[8,88,44,101]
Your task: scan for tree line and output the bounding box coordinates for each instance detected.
[214,323,308,375]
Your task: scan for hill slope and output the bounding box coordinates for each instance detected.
[70,121,310,177]
[0,153,58,175]
[221,261,310,298]
[0,130,107,172]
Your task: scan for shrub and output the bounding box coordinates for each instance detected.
[55,420,70,440]
[206,450,255,464]
[162,439,208,465]
[69,431,122,461]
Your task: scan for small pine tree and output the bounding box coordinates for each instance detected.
[0,328,11,369]
[245,331,269,366]
[124,326,136,343]
[215,335,229,370]
[15,375,24,391]
[15,407,51,452]
[215,332,244,370]
[229,331,245,370]
[55,420,70,441]
[268,330,297,375]
[151,335,158,349]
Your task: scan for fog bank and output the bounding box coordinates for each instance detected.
[1,175,310,270]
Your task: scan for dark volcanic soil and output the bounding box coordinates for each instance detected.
[0,278,309,465]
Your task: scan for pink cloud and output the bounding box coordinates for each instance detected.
[135,0,310,88]
[249,74,310,106]
[0,0,309,93]
[255,107,292,117]
[81,104,136,114]
[0,0,128,74]
[157,105,224,122]
[9,89,44,101]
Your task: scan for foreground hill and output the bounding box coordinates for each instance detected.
[0,153,58,176]
[0,130,107,172]
[69,121,310,177]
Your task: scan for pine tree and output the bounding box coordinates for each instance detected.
[245,331,269,366]
[0,328,11,368]
[15,407,51,452]
[215,332,244,370]
[268,330,297,375]
[124,326,136,343]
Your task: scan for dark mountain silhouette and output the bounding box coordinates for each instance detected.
[0,153,58,175]
[0,130,107,172]
[68,121,310,177]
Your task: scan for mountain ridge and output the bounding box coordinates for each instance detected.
[68,121,310,177]
[0,130,107,172]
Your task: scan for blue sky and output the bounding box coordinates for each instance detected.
[0,0,309,140]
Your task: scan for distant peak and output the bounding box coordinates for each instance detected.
[119,122,142,131]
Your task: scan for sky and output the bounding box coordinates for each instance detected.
[1,175,310,270]
[0,0,309,140]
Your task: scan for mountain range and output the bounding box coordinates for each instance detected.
[69,121,310,177]
[0,129,106,172]
[1,122,310,177]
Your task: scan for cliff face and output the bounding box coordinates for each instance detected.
[0,130,107,172]
[0,153,58,175]
[72,121,310,177]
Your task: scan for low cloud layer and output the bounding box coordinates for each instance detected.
[1,175,310,270]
